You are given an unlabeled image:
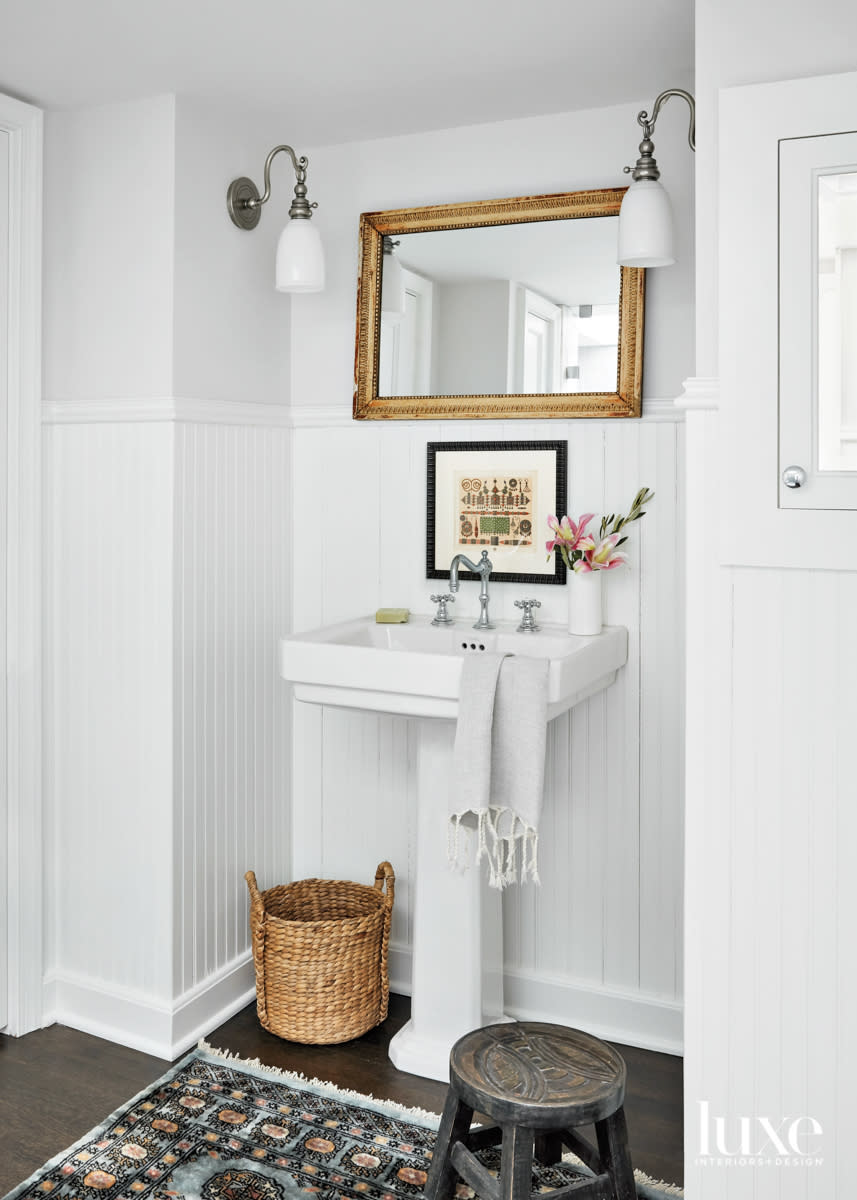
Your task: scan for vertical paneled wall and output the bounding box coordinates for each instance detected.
[44,417,175,1013]
[291,406,684,1052]
[43,403,291,1057]
[173,418,291,1004]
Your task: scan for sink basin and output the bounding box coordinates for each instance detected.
[280,615,628,720]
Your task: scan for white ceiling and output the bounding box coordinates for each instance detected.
[0,0,694,145]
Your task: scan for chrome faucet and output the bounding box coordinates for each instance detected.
[449,549,494,629]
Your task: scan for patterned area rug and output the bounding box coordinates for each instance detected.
[2,1042,682,1200]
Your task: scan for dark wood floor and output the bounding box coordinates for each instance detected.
[0,997,683,1196]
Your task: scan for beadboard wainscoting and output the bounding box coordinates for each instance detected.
[290,402,685,1054]
[42,399,291,1058]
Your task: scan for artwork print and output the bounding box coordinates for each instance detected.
[427,441,567,586]
[455,473,535,548]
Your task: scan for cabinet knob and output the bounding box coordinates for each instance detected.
[782,465,807,489]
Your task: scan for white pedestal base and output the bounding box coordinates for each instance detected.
[388,719,508,1082]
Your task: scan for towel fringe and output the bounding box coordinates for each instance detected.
[450,807,539,889]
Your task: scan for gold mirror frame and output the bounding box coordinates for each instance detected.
[353,188,644,421]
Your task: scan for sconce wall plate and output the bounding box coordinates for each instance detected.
[227,177,263,230]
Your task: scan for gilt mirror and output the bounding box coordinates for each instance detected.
[353,189,645,421]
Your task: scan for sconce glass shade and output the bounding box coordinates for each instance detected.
[275,219,325,293]
[618,178,676,268]
[381,247,406,317]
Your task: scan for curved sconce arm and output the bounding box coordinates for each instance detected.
[625,88,696,183]
[637,88,696,150]
[227,143,318,230]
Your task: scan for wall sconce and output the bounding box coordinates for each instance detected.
[227,144,325,293]
[618,88,696,268]
[381,236,406,317]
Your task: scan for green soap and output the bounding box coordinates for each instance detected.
[375,608,410,624]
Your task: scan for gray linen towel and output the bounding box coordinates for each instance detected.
[450,652,549,887]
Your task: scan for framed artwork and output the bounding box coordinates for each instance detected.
[426,440,568,585]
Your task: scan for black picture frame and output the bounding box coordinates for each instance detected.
[426,440,568,586]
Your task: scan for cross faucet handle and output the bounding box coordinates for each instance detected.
[430,593,455,626]
[514,597,541,632]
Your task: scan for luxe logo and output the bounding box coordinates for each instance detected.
[697,1101,823,1166]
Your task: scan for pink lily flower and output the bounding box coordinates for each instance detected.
[545,513,596,557]
[573,533,628,572]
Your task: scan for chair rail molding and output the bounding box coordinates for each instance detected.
[42,397,293,427]
[2,91,44,1036]
[674,376,720,412]
[286,398,685,429]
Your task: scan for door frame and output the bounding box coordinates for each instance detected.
[1,92,43,1035]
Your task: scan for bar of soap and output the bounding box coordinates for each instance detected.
[375,608,410,624]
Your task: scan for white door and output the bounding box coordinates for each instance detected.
[0,91,42,1036]
[519,289,561,392]
[0,127,8,1030]
[378,269,434,395]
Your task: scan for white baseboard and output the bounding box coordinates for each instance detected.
[170,953,257,1057]
[388,942,412,999]
[387,945,681,1056]
[44,949,681,1060]
[46,952,256,1060]
[503,966,683,1056]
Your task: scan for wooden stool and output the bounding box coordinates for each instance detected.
[425,1022,636,1200]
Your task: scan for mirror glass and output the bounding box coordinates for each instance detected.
[353,190,644,421]
[379,219,620,398]
[817,169,857,470]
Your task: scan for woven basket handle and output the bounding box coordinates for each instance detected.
[245,869,264,914]
[374,861,394,1025]
[374,861,395,910]
[244,870,269,1026]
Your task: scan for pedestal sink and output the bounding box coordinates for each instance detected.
[280,615,627,1081]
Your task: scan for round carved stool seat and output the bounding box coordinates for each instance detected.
[425,1022,636,1200]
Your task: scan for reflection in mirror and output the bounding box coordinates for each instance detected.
[354,190,645,421]
[378,220,621,398]
[818,169,857,470]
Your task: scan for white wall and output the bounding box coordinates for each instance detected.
[42,95,292,1056]
[435,280,512,394]
[43,95,176,401]
[685,2,857,1193]
[288,101,693,1052]
[173,98,291,405]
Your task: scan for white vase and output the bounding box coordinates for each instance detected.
[567,569,603,635]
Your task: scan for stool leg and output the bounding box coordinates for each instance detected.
[594,1108,636,1200]
[425,1089,474,1200]
[534,1131,563,1166]
[499,1124,534,1200]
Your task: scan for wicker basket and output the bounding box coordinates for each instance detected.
[244,862,395,1045]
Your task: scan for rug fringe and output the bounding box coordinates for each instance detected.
[196,1039,443,1128]
[633,1175,684,1198]
[560,1147,685,1198]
